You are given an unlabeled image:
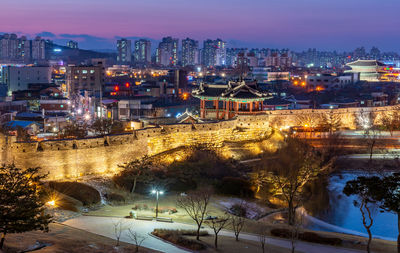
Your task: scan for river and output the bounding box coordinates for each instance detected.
[304,171,398,241]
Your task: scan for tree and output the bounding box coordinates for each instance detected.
[322,111,342,133]
[372,173,400,253]
[176,187,213,240]
[91,118,113,136]
[127,228,146,253]
[343,176,381,253]
[110,121,125,134]
[380,111,400,136]
[290,215,303,253]
[263,138,329,225]
[0,164,51,249]
[118,155,152,194]
[112,218,128,247]
[205,214,230,249]
[258,223,268,253]
[229,202,247,241]
[16,126,31,142]
[364,128,380,162]
[62,121,87,139]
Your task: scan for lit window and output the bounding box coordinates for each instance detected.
[82,70,88,74]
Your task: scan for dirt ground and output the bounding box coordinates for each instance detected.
[1,223,159,253]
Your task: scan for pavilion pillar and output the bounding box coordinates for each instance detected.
[225,100,230,120]
[216,99,219,119]
[200,99,205,118]
[250,102,253,113]
[235,101,239,115]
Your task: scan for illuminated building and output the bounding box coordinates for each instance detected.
[306,73,358,91]
[134,39,151,65]
[202,39,226,67]
[1,66,51,92]
[192,81,272,120]
[67,40,78,49]
[156,37,178,66]
[32,36,46,61]
[0,34,31,62]
[181,38,199,67]
[345,60,387,81]
[66,62,105,95]
[117,38,132,64]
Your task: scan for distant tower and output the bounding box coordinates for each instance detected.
[117,38,132,64]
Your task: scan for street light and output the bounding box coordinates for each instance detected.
[151,189,164,219]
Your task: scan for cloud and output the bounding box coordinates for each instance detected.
[36,31,56,38]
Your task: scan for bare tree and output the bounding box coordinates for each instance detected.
[344,177,379,253]
[206,214,230,249]
[112,218,128,246]
[380,111,400,136]
[258,223,268,253]
[322,111,342,133]
[118,155,152,194]
[176,187,213,240]
[127,228,146,253]
[229,202,247,241]
[290,215,303,253]
[262,138,330,225]
[364,128,380,162]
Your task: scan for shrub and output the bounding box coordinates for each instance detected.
[48,181,101,205]
[270,228,342,246]
[229,203,247,217]
[152,229,206,250]
[105,192,125,203]
[301,232,342,246]
[216,177,254,197]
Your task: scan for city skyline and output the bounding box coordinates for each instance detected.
[1,0,400,51]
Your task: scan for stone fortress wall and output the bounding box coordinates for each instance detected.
[0,105,397,180]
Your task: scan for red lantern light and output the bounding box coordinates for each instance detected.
[114,86,119,91]
[125,82,130,88]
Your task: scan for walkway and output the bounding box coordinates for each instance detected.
[63,215,365,253]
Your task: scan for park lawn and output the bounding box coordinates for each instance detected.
[1,223,158,253]
[187,235,302,253]
[84,193,397,253]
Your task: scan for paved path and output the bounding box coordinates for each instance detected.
[63,215,365,253]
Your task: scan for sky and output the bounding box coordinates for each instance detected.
[1,0,399,51]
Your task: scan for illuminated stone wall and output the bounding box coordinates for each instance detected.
[0,105,397,180]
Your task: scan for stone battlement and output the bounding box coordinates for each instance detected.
[0,105,397,179]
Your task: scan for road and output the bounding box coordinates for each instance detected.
[63,215,365,253]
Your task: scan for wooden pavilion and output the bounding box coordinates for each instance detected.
[192,81,272,120]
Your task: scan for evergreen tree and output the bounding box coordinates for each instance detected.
[0,164,51,249]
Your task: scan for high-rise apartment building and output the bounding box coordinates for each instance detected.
[156,37,178,66]
[117,38,132,64]
[181,38,199,67]
[18,36,31,62]
[134,39,151,65]
[202,39,226,67]
[0,34,18,60]
[32,36,46,61]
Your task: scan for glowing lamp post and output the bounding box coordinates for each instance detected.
[151,189,164,219]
